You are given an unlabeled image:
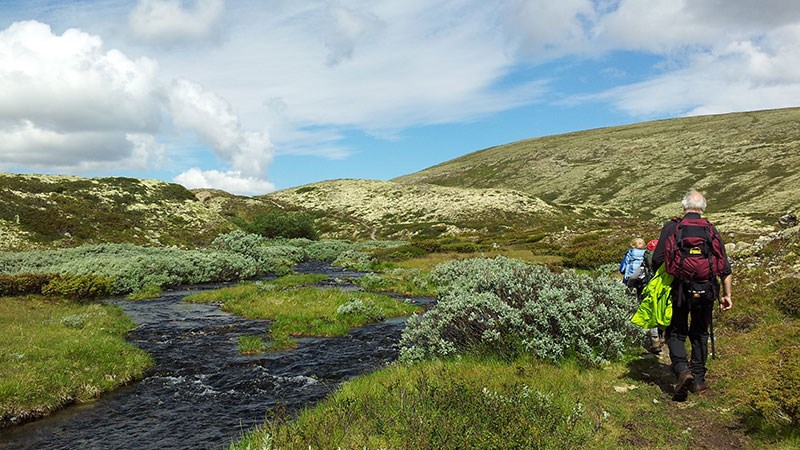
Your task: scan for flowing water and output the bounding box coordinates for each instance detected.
[0,264,434,450]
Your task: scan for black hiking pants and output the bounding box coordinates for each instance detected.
[665,294,713,384]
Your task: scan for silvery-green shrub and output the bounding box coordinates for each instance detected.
[0,243,258,294]
[332,250,374,271]
[400,256,641,365]
[336,297,384,321]
[304,240,353,262]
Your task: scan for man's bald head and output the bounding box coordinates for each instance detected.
[682,189,707,213]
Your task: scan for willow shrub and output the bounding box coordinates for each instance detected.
[0,273,58,296]
[41,274,115,301]
[400,257,641,365]
[0,243,258,294]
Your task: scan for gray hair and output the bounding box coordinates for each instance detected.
[681,189,707,213]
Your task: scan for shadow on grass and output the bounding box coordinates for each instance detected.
[623,350,676,396]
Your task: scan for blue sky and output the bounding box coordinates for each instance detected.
[2,1,800,195]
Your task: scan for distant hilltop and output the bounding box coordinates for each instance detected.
[394,107,800,227]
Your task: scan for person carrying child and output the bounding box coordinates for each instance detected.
[625,238,663,353]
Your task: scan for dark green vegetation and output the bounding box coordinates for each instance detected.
[0,297,153,427]
[245,211,317,239]
[0,273,114,301]
[184,274,422,350]
[235,358,599,449]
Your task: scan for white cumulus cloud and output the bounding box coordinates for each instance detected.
[167,79,273,178]
[174,168,275,195]
[0,19,276,194]
[0,20,163,172]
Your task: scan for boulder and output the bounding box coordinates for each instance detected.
[779,213,798,228]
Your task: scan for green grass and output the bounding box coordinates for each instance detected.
[356,268,437,297]
[126,283,163,300]
[393,107,800,227]
[184,276,422,350]
[230,352,756,449]
[237,335,266,355]
[0,296,153,426]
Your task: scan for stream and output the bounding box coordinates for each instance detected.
[0,263,434,449]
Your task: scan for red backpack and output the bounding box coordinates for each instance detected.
[663,217,726,282]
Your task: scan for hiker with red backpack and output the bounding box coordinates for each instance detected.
[651,189,733,401]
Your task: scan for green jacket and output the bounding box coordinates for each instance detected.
[631,264,674,329]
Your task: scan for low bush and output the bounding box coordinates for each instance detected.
[560,233,623,269]
[440,242,484,253]
[0,273,58,296]
[42,274,115,301]
[357,269,436,297]
[400,257,640,365]
[0,243,259,295]
[332,250,374,271]
[747,345,800,427]
[246,211,317,240]
[771,276,800,317]
[304,240,353,262]
[336,298,384,321]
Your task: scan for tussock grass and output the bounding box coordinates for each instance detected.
[126,283,162,301]
[237,335,265,355]
[232,356,603,449]
[184,276,422,350]
[0,296,152,426]
[356,268,437,297]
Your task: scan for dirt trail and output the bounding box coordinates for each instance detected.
[622,350,752,449]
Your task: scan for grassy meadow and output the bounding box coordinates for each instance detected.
[184,274,423,350]
[0,296,153,427]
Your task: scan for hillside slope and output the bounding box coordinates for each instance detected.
[0,174,240,250]
[394,108,800,225]
[265,179,560,238]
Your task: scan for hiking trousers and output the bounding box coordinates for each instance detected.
[665,295,713,383]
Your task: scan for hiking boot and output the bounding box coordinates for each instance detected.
[648,337,663,354]
[690,382,709,395]
[673,371,694,402]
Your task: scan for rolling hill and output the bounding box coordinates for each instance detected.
[265,179,561,239]
[393,107,800,228]
[0,174,246,250]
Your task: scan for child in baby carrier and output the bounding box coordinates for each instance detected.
[626,239,664,353]
[619,238,647,287]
